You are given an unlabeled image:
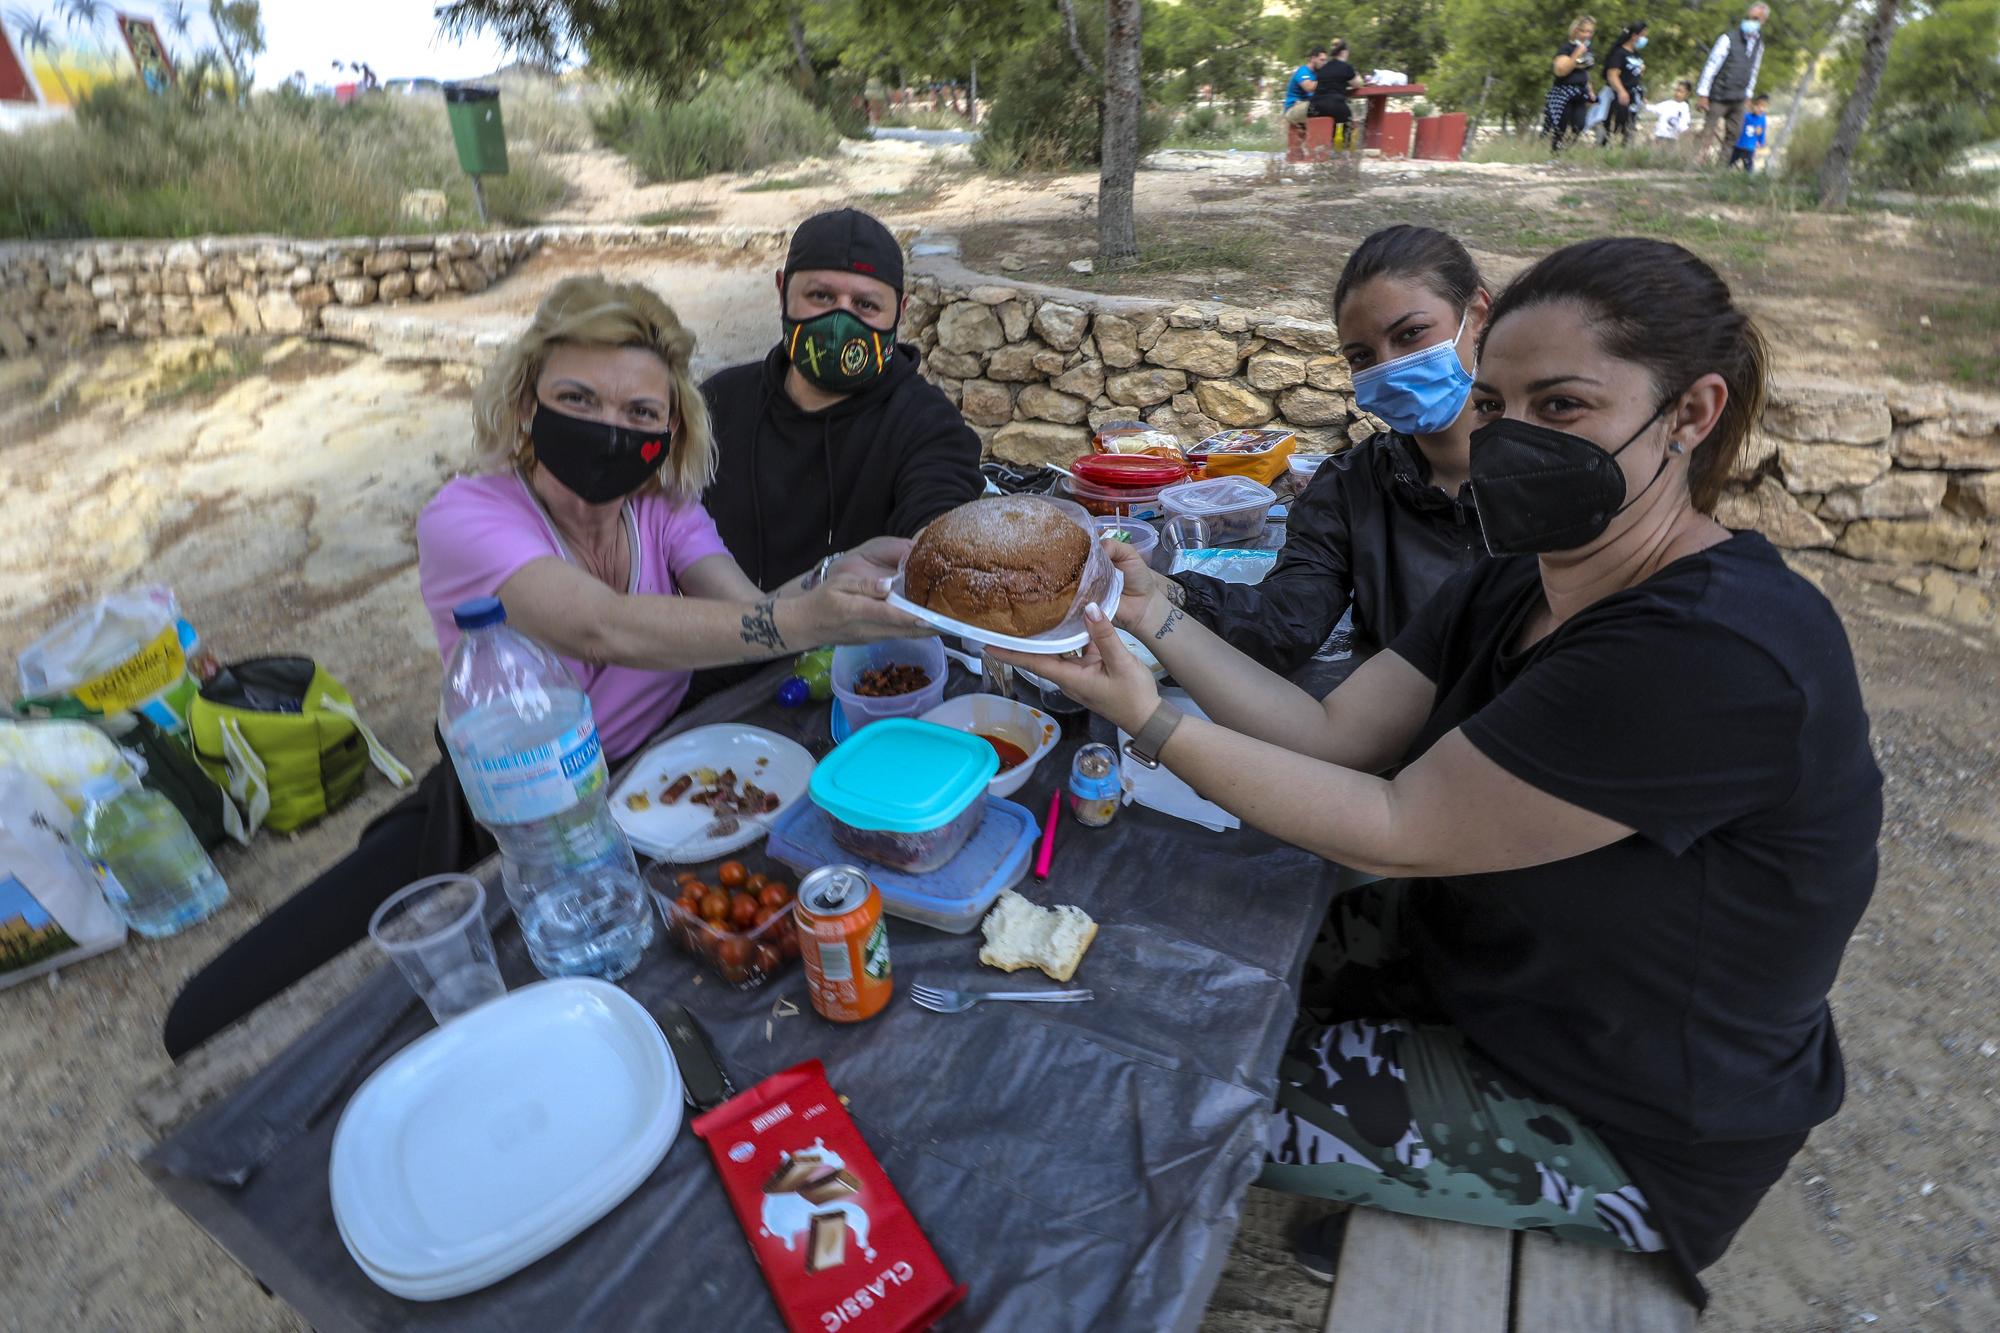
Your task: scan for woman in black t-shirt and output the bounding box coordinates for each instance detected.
[995,238,1882,1304]
[1308,38,1362,144]
[1599,22,1649,145]
[1545,14,1597,152]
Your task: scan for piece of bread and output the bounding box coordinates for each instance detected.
[978,889,1097,983]
[904,497,1090,637]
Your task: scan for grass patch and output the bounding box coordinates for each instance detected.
[738,176,813,193]
[592,78,841,183]
[876,107,970,131]
[1165,106,1283,153]
[631,206,717,226]
[0,83,566,239]
[151,342,265,405]
[1087,223,1278,279]
[1910,293,2000,386]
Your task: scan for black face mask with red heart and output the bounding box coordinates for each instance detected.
[529,403,671,504]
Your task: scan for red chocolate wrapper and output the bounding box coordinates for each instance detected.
[694,1061,965,1333]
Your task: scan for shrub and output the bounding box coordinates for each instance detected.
[593,78,843,183]
[0,85,566,239]
[1778,113,1836,185]
[1865,111,1988,191]
[977,32,1173,172]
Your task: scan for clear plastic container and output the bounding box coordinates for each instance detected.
[807,718,997,873]
[1160,475,1278,546]
[830,637,948,734]
[1092,515,1161,571]
[1288,453,1334,491]
[642,862,799,990]
[1065,453,1188,521]
[72,774,228,938]
[767,795,1039,934]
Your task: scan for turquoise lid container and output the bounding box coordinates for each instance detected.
[809,718,999,832]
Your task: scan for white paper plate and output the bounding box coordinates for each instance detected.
[330,979,680,1299]
[886,570,1122,656]
[609,724,815,862]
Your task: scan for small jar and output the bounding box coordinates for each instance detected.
[1067,743,1121,828]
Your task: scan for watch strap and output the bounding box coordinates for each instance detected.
[1124,700,1185,769]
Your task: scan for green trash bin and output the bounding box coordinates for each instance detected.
[443,84,508,177]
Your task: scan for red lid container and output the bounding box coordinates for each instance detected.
[1070,454,1190,488]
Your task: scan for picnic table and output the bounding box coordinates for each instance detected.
[136,660,1345,1332]
[1353,81,1426,151]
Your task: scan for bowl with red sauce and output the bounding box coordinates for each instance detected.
[919,694,1061,800]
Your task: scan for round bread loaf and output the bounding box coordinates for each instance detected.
[905,497,1091,637]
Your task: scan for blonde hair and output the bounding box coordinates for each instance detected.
[1569,13,1597,37]
[472,275,716,501]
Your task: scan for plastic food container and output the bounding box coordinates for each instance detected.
[1288,453,1333,491]
[766,795,1038,934]
[831,637,947,734]
[917,694,1061,800]
[807,718,997,873]
[1189,428,1297,486]
[1092,515,1161,571]
[643,861,799,990]
[1160,475,1278,546]
[1064,453,1189,521]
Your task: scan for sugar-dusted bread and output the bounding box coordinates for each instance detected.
[904,497,1090,637]
[977,889,1097,983]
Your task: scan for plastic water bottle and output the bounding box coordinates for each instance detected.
[72,774,229,938]
[439,597,653,982]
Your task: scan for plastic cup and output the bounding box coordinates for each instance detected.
[369,875,507,1025]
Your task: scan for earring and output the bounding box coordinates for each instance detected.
[1668,440,1686,454]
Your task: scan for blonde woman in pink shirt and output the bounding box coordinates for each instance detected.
[165,276,918,1058]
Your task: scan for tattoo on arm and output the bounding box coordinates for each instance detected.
[739,599,786,654]
[1153,608,1185,642]
[1164,580,1187,610]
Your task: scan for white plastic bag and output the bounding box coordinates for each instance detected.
[0,763,126,988]
[17,586,201,738]
[0,720,135,814]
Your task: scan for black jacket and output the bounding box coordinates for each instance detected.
[1172,432,1485,675]
[700,343,985,589]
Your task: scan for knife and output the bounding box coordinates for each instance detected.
[653,997,736,1112]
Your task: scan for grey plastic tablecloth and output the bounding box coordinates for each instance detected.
[146,663,1341,1332]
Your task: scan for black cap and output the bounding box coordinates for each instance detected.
[782,209,903,297]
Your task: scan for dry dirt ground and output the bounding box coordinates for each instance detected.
[3,148,1997,1333]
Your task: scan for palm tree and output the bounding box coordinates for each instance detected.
[9,8,77,104]
[161,1,197,61]
[57,0,108,48]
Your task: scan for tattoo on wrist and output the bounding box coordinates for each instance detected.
[1153,608,1185,642]
[740,599,786,653]
[1164,580,1187,609]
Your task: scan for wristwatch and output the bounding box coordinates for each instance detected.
[1123,700,1185,770]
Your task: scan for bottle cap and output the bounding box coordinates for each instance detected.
[452,596,507,630]
[776,677,811,708]
[80,774,126,802]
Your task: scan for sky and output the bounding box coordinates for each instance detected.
[7,0,513,86]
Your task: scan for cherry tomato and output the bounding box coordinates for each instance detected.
[752,904,779,928]
[730,893,760,928]
[746,872,769,891]
[757,882,791,911]
[776,927,800,960]
[700,889,730,923]
[752,943,782,974]
[718,860,749,889]
[717,937,750,967]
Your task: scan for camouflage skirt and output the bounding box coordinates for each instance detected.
[1258,879,1667,1252]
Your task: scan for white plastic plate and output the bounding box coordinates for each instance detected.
[609,723,815,863]
[886,570,1122,656]
[329,978,680,1300]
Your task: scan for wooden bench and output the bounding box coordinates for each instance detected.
[1324,1209,1696,1333]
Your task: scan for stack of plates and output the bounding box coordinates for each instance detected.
[330,979,683,1300]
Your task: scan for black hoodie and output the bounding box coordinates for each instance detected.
[1172,431,1485,676]
[700,343,985,589]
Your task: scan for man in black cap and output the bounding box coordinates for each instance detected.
[701,208,984,591]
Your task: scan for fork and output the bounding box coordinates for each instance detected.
[908,984,1093,1013]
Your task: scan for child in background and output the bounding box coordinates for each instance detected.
[1731,94,1770,171]
[1652,80,1693,145]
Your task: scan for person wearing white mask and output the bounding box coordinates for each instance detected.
[1697,3,1769,164]
[1168,226,1489,686]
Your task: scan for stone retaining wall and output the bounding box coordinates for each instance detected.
[0,224,798,356]
[906,270,1998,612]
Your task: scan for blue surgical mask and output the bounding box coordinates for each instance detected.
[1741,18,1762,34]
[1350,311,1474,437]
[1635,35,1648,49]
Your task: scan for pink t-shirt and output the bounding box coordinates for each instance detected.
[417,473,731,760]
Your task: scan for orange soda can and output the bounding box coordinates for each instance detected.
[794,864,892,1022]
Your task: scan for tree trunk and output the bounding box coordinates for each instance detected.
[1818,0,1899,209]
[968,56,979,125]
[1098,0,1142,265]
[1060,0,1098,77]
[787,5,813,88]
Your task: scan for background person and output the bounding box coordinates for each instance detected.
[1307,39,1364,147]
[700,208,984,593]
[163,276,920,1059]
[1284,46,1330,158]
[999,237,1881,1302]
[1598,21,1649,145]
[1732,93,1771,169]
[1697,3,1768,163]
[1652,79,1695,145]
[1170,226,1487,683]
[1544,15,1598,153]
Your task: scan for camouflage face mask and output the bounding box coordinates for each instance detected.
[782,308,895,394]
